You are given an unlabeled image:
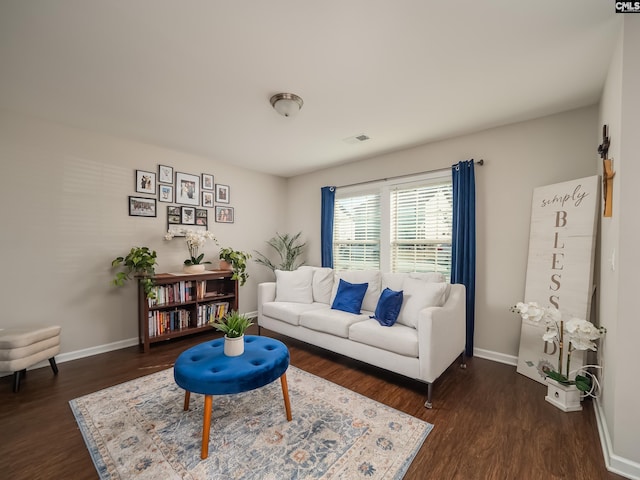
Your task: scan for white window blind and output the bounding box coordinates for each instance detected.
[390,180,453,276]
[333,192,381,270]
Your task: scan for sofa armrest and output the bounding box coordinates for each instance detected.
[415,283,466,383]
[257,282,277,321]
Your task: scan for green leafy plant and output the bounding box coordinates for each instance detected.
[219,247,251,286]
[111,246,158,299]
[209,310,253,338]
[254,231,306,272]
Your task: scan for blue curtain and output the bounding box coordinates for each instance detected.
[321,186,335,268]
[451,160,476,357]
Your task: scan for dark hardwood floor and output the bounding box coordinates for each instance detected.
[0,326,623,480]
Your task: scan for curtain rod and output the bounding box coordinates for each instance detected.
[334,158,484,190]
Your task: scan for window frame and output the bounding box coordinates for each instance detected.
[333,170,452,273]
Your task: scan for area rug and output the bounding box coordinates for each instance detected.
[69,366,432,479]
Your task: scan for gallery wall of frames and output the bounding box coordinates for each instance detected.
[128,164,234,235]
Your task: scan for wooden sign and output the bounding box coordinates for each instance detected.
[517,175,599,384]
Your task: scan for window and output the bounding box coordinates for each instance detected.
[390,180,452,276]
[333,192,380,270]
[333,173,452,275]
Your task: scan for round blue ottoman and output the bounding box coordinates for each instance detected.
[174,335,292,459]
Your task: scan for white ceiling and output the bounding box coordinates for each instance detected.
[0,1,621,177]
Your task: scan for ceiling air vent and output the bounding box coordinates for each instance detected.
[342,134,371,144]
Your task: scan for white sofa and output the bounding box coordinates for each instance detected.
[257,267,466,407]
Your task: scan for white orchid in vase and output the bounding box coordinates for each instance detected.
[165,229,218,266]
[512,301,606,393]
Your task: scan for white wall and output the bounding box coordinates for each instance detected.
[598,15,640,477]
[0,110,287,357]
[287,106,597,362]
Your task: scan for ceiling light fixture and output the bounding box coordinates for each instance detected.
[270,93,304,117]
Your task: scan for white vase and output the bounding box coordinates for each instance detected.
[183,264,206,274]
[224,334,244,356]
[545,378,582,412]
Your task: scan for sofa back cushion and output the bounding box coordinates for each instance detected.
[382,271,447,292]
[330,270,381,312]
[275,269,314,304]
[397,278,448,328]
[299,266,334,304]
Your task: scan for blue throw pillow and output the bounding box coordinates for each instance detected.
[331,279,368,314]
[370,288,404,327]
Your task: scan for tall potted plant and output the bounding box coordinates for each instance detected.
[210,310,253,356]
[111,246,158,299]
[218,247,251,286]
[254,231,306,272]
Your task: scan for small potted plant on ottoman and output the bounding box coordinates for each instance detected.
[209,311,253,356]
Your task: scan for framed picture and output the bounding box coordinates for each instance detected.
[135,170,156,195]
[158,184,173,203]
[167,205,180,216]
[196,208,208,226]
[215,184,230,204]
[202,173,214,190]
[158,165,173,184]
[129,196,157,217]
[181,206,196,224]
[202,191,214,208]
[175,172,200,206]
[167,214,181,224]
[215,206,234,223]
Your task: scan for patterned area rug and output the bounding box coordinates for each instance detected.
[70,366,432,479]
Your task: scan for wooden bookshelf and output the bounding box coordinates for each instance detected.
[138,270,238,353]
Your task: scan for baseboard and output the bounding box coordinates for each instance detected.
[594,398,640,479]
[473,347,518,366]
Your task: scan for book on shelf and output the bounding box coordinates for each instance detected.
[197,301,229,327]
[148,309,191,337]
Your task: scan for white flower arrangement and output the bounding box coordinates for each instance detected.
[165,229,218,266]
[512,301,606,392]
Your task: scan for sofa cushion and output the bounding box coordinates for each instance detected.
[262,302,328,326]
[382,272,446,292]
[300,308,369,338]
[299,266,334,304]
[330,270,382,312]
[275,269,313,303]
[331,279,368,314]
[349,319,419,357]
[371,288,404,327]
[397,278,447,328]
[409,272,447,283]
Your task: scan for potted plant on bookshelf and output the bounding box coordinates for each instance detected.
[209,310,253,356]
[254,231,306,272]
[218,247,251,286]
[165,229,218,274]
[111,246,158,299]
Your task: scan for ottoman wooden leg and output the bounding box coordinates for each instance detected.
[280,373,292,421]
[201,394,213,459]
[183,391,191,411]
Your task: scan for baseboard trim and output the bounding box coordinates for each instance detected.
[594,397,640,479]
[473,347,518,366]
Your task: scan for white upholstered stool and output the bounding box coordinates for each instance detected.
[0,326,61,392]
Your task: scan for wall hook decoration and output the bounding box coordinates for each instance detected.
[599,125,615,217]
